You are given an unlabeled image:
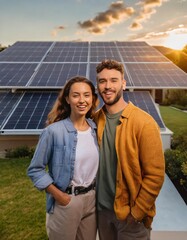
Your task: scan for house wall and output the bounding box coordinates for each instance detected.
[0,135,39,158]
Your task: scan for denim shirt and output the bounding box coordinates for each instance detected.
[27,117,98,213]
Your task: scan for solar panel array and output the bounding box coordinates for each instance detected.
[0,91,165,134]
[0,41,187,89]
[1,40,185,134]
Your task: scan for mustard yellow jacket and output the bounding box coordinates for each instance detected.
[94,102,165,227]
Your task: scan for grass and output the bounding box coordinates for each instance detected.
[0,158,48,240]
[159,106,187,135]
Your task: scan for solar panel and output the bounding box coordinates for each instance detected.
[125,63,187,88]
[54,42,89,47]
[1,91,165,132]
[90,42,116,47]
[29,63,87,87]
[0,91,22,128]
[119,46,169,62]
[90,46,121,62]
[2,92,57,130]
[0,41,53,62]
[0,63,37,87]
[116,41,149,47]
[123,91,165,129]
[0,40,186,135]
[44,46,88,62]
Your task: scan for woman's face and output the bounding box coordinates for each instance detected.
[66,82,93,118]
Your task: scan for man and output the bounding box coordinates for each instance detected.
[94,59,165,240]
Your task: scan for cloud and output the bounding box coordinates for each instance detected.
[128,25,187,49]
[51,25,65,37]
[130,22,143,30]
[129,0,169,30]
[78,1,135,34]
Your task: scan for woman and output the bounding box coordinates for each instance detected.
[27,76,99,240]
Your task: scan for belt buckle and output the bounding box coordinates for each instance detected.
[71,185,79,196]
[69,185,74,195]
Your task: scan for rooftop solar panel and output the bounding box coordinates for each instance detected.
[0,63,37,87]
[118,46,169,62]
[0,41,53,62]
[0,91,22,128]
[125,63,187,88]
[123,91,165,129]
[2,92,57,130]
[29,63,87,87]
[54,42,89,47]
[116,41,149,47]
[1,91,165,132]
[90,42,116,47]
[13,41,53,48]
[90,46,121,62]
[44,46,88,62]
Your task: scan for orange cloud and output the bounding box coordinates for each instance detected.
[51,25,65,37]
[78,1,134,34]
[129,0,168,30]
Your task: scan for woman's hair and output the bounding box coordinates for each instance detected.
[46,76,98,126]
[96,59,124,76]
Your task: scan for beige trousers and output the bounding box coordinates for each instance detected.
[46,190,96,240]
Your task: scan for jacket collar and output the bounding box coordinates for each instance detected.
[100,101,136,120]
[63,117,97,132]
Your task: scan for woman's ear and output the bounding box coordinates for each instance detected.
[65,96,69,104]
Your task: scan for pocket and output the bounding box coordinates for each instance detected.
[53,145,67,166]
[56,196,73,209]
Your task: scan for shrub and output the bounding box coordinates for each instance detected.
[163,89,187,106]
[5,145,35,159]
[171,131,187,151]
[181,162,187,190]
[165,132,187,191]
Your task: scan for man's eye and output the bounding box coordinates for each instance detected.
[99,79,105,83]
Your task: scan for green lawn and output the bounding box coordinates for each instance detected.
[159,106,187,135]
[0,158,47,240]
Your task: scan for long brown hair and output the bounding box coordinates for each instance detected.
[46,76,98,126]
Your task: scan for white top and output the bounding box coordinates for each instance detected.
[71,127,99,187]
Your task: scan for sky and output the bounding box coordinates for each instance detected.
[0,0,187,50]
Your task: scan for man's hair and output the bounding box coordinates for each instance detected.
[96,59,124,76]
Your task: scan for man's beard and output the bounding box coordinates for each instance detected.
[100,87,123,106]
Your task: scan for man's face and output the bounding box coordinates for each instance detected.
[97,68,126,106]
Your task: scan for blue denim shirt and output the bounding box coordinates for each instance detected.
[27,117,98,213]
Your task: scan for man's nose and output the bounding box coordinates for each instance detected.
[105,81,111,89]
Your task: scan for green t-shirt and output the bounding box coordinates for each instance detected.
[97,109,123,211]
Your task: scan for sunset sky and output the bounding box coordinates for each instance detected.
[1,0,187,49]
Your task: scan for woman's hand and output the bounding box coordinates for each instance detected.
[46,184,71,206]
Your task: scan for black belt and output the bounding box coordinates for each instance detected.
[65,182,96,196]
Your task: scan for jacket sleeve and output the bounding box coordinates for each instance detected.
[27,128,54,191]
[131,118,165,220]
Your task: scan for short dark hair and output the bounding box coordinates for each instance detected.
[96,59,124,76]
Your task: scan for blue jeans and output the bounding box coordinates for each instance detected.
[98,209,151,240]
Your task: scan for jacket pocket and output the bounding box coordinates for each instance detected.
[52,145,67,166]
